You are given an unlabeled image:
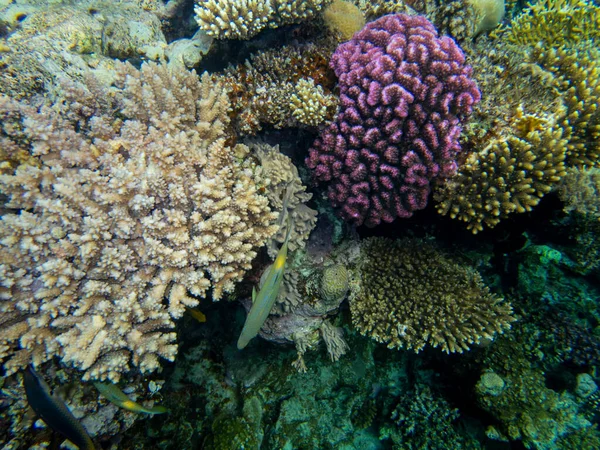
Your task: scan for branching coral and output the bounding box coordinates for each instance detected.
[527,44,600,168]
[435,107,568,233]
[0,62,278,381]
[194,0,332,40]
[216,44,337,135]
[351,237,515,353]
[501,0,600,47]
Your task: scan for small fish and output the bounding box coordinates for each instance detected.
[94,382,167,415]
[237,221,292,350]
[23,365,94,450]
[185,306,206,323]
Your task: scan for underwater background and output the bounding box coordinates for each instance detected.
[1,0,600,448]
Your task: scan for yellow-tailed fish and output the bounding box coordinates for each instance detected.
[94,382,167,415]
[237,222,292,350]
[185,306,206,323]
[23,365,94,450]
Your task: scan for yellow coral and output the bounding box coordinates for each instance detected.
[435,107,568,233]
[501,0,600,46]
[352,238,515,353]
[323,0,365,41]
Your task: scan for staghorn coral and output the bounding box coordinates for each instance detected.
[250,142,317,258]
[216,43,337,135]
[306,13,480,227]
[500,0,600,47]
[351,237,515,353]
[435,106,568,233]
[0,62,278,381]
[194,0,332,40]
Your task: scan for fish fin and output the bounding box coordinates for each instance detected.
[146,405,168,414]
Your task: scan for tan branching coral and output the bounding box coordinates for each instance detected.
[194,0,332,40]
[216,43,337,135]
[251,142,317,258]
[500,0,600,47]
[290,78,336,127]
[351,238,515,353]
[0,62,278,381]
[436,107,568,233]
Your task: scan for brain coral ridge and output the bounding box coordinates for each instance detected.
[352,237,515,353]
[306,13,480,227]
[0,62,278,381]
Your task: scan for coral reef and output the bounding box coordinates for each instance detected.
[216,43,337,135]
[194,0,332,40]
[0,0,167,98]
[306,13,480,227]
[351,237,515,353]
[0,62,278,381]
[529,44,600,168]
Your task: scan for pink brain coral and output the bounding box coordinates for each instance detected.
[306,13,480,227]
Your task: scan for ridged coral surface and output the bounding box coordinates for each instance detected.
[306,13,480,227]
[351,238,515,353]
[0,62,278,381]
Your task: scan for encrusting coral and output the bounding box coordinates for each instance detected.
[0,62,278,381]
[351,237,515,353]
[194,0,332,40]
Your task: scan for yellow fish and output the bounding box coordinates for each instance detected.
[186,306,206,323]
[94,382,167,415]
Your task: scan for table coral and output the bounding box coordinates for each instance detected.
[306,13,480,227]
[351,237,515,353]
[0,62,278,381]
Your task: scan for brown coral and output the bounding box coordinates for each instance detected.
[351,237,515,353]
[215,43,337,135]
[0,62,278,381]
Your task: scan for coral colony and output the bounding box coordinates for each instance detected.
[1,0,600,448]
[306,14,480,226]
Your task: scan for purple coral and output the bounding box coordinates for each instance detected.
[306,14,480,227]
